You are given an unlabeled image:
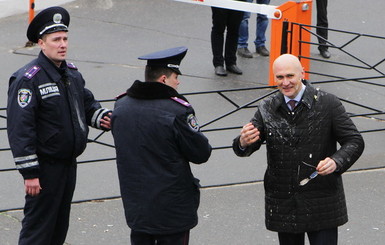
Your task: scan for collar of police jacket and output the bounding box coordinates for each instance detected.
[126,80,189,102]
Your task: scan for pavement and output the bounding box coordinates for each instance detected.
[0,0,384,244]
[0,0,74,19]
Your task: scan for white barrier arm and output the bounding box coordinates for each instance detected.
[173,0,282,19]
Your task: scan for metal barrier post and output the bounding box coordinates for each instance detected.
[25,0,36,47]
[269,0,312,85]
[29,0,35,23]
[280,20,289,54]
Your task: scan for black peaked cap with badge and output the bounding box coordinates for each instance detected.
[27,6,70,43]
[138,46,188,75]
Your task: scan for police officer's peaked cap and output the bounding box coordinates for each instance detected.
[27,6,70,43]
[138,46,188,75]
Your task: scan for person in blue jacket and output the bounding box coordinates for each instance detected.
[7,6,111,245]
[111,47,212,245]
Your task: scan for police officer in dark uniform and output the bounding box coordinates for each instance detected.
[111,47,212,245]
[7,6,111,245]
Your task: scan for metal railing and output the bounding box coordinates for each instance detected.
[1,78,384,172]
[1,22,385,211]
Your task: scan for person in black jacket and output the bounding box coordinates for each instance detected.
[233,54,364,245]
[111,46,212,245]
[7,7,111,245]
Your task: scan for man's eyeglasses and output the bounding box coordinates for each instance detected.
[299,161,318,186]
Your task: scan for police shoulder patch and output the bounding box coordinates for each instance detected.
[18,88,32,108]
[187,114,199,131]
[67,62,78,70]
[171,97,191,107]
[24,66,41,79]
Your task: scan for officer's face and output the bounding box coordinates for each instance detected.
[38,31,68,67]
[164,72,180,90]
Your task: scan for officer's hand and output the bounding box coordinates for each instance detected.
[100,112,112,130]
[25,178,42,197]
[316,157,337,176]
[239,122,260,148]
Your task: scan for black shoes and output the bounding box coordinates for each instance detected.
[215,65,242,76]
[226,64,243,75]
[238,46,269,57]
[256,46,270,56]
[237,47,253,58]
[319,49,331,59]
[215,66,227,76]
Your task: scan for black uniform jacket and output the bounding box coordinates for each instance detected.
[233,81,364,233]
[7,52,110,179]
[112,80,212,235]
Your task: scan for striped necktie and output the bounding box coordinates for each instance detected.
[288,100,297,111]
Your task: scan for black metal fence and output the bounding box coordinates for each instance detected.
[1,22,385,211]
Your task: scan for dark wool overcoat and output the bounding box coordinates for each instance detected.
[233,81,364,233]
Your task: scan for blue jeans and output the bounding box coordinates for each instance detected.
[238,0,270,49]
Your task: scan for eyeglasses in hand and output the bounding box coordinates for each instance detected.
[299,161,318,186]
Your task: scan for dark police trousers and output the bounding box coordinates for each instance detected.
[131,230,190,245]
[19,159,76,245]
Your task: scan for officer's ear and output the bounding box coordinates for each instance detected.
[158,74,167,84]
[37,37,45,49]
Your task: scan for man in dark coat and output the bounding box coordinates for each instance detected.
[7,6,111,245]
[233,54,364,245]
[111,46,212,245]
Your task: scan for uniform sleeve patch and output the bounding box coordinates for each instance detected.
[187,114,199,131]
[24,66,40,79]
[18,89,32,108]
[171,97,191,107]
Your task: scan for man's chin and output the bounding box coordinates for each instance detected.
[282,90,294,98]
[55,57,66,63]
[58,54,66,59]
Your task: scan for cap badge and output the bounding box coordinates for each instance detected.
[167,64,179,69]
[53,13,62,24]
